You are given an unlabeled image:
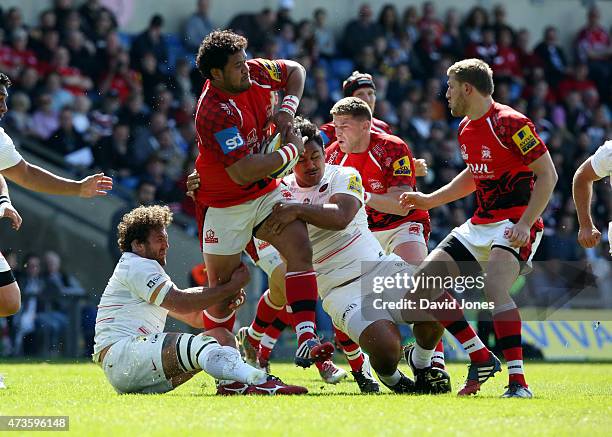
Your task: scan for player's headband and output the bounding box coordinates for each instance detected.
[343,71,376,97]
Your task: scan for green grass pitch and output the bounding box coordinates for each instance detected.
[1,362,611,436]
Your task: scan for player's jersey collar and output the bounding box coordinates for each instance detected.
[468,100,497,123]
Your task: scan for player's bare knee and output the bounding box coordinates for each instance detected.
[205,327,236,347]
[0,284,21,316]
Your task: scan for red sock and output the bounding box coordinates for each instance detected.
[202,310,236,331]
[432,340,446,369]
[333,326,364,372]
[493,307,527,387]
[260,306,291,361]
[248,290,283,348]
[426,292,489,363]
[285,270,318,344]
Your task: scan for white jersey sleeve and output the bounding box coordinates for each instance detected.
[330,166,365,204]
[0,127,23,171]
[124,256,174,306]
[591,140,612,180]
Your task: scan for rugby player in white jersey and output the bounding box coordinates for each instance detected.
[573,139,612,255]
[0,71,113,318]
[260,117,453,394]
[93,204,307,395]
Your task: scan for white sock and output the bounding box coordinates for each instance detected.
[413,343,435,369]
[377,369,401,386]
[260,334,277,350]
[198,345,267,385]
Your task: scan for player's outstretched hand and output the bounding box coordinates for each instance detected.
[79,173,113,197]
[399,191,432,212]
[0,202,22,230]
[265,202,299,235]
[577,226,601,249]
[186,170,201,199]
[413,158,428,177]
[505,221,530,248]
[273,110,294,142]
[229,263,250,291]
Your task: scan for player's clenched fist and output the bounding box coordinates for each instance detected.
[504,221,530,248]
[577,226,601,249]
[413,158,428,177]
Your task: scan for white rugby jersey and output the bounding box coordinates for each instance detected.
[590,140,612,254]
[284,164,385,296]
[0,127,23,170]
[93,252,173,358]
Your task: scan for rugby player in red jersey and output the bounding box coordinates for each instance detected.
[192,30,333,368]
[400,59,558,398]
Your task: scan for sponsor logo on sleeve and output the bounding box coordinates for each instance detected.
[347,174,364,195]
[214,126,245,154]
[392,157,412,176]
[512,125,540,155]
[259,59,282,82]
[147,274,163,289]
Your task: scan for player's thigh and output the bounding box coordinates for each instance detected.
[201,203,257,256]
[483,248,521,306]
[393,241,428,266]
[0,281,21,317]
[358,319,402,370]
[256,219,312,266]
[202,253,243,286]
[267,263,287,306]
[102,333,171,394]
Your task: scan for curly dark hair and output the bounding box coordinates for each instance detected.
[293,116,323,150]
[0,72,12,88]
[196,30,247,80]
[117,205,172,253]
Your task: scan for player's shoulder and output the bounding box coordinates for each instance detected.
[592,140,612,174]
[492,101,531,125]
[0,127,13,147]
[248,58,284,84]
[327,163,359,180]
[371,132,408,159]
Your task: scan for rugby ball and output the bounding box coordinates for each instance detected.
[261,132,300,179]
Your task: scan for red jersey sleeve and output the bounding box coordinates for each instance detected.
[497,113,548,166]
[195,101,249,167]
[248,59,288,91]
[381,136,416,189]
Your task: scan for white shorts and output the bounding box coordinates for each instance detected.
[322,255,416,343]
[446,219,543,269]
[374,222,427,255]
[608,222,611,255]
[201,186,294,255]
[101,333,171,394]
[0,252,9,272]
[245,238,284,277]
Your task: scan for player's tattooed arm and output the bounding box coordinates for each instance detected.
[266,193,361,235]
[573,156,603,249]
[400,168,476,212]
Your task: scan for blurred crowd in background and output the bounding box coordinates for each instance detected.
[0,0,610,357]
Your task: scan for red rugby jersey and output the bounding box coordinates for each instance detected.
[326,132,429,231]
[194,59,288,207]
[320,117,391,146]
[457,101,548,225]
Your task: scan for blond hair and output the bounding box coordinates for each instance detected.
[330,97,372,121]
[447,58,494,96]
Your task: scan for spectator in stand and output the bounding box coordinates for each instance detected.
[313,8,335,58]
[33,28,60,66]
[87,8,116,50]
[29,93,59,141]
[401,5,420,45]
[92,122,136,180]
[0,29,38,78]
[49,46,93,96]
[341,4,383,58]
[167,58,196,102]
[138,51,168,108]
[43,71,74,112]
[117,92,149,133]
[46,107,89,158]
[130,15,169,72]
[64,30,97,80]
[71,94,91,135]
[52,0,74,33]
[78,0,117,33]
[440,8,463,59]
[490,4,514,41]
[534,26,568,88]
[378,4,401,43]
[98,49,142,103]
[415,24,442,77]
[558,63,598,102]
[418,1,444,42]
[2,7,27,37]
[3,91,31,134]
[575,5,611,101]
[43,250,84,298]
[10,66,39,101]
[139,154,177,203]
[492,27,522,89]
[183,0,213,52]
[461,6,488,45]
[28,9,57,46]
[276,22,298,60]
[276,0,296,32]
[227,8,276,55]
[466,26,497,65]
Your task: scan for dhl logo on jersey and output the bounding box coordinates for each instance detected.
[392,157,412,176]
[347,174,363,195]
[512,125,540,155]
[260,59,282,82]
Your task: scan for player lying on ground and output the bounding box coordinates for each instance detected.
[191,30,333,367]
[573,139,611,255]
[92,205,307,395]
[0,72,112,318]
[400,58,558,398]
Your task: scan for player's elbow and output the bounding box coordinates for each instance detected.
[225,166,252,185]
